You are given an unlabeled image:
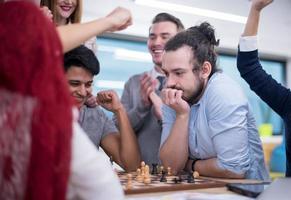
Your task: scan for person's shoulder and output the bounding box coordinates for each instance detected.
[83,105,107,118]
[126,71,148,83]
[208,73,241,92]
[206,72,247,104]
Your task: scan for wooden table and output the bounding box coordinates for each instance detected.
[124,177,260,199]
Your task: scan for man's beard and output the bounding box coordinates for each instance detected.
[153,57,162,67]
[180,79,205,104]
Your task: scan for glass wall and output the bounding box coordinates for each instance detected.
[94,37,285,135]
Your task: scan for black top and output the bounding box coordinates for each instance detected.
[237,49,291,177]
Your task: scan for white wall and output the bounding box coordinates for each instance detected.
[83,0,291,84]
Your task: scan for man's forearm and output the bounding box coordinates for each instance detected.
[115,106,141,171]
[193,158,245,179]
[160,114,189,174]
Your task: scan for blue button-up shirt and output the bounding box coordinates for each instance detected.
[161,72,269,180]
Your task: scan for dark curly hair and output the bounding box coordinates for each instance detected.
[165,22,220,77]
[64,45,99,76]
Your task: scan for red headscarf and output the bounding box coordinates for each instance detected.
[0,1,72,200]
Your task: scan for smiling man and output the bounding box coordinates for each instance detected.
[64,45,140,172]
[159,23,269,181]
[116,13,184,166]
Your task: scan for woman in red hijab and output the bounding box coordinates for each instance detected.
[0,1,123,200]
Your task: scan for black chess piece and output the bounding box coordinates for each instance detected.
[151,163,158,175]
[173,177,179,184]
[160,171,167,182]
[187,173,194,183]
[178,175,183,183]
[109,156,114,166]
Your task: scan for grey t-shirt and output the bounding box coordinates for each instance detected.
[78,106,118,148]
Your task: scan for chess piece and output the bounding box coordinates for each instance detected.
[126,173,133,190]
[109,155,114,165]
[159,166,164,175]
[167,167,171,176]
[141,161,146,177]
[177,175,182,183]
[187,172,194,183]
[151,163,158,175]
[160,170,167,182]
[143,164,151,184]
[141,161,146,168]
[193,171,199,178]
[145,165,150,175]
[136,168,143,182]
[144,176,151,184]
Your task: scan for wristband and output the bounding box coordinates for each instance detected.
[191,158,200,172]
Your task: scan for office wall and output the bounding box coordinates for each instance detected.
[82,0,291,58]
[83,0,291,86]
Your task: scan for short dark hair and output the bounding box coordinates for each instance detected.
[151,13,184,31]
[64,45,99,76]
[165,22,220,77]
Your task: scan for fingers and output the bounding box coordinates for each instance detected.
[140,74,155,92]
[116,18,132,31]
[162,89,173,105]
[40,6,53,21]
[162,88,183,105]
[140,73,155,105]
[97,90,124,112]
[85,94,98,107]
[106,7,132,32]
[162,89,190,115]
[252,0,273,11]
[97,91,113,103]
[97,90,120,103]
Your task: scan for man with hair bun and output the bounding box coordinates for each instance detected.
[159,22,269,180]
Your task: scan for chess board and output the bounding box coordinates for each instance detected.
[117,171,226,195]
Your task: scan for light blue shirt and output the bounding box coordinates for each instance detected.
[161,72,269,180]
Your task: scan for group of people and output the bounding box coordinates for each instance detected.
[1,0,290,199]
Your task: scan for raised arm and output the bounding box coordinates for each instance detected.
[242,0,273,37]
[97,90,141,171]
[57,7,132,53]
[238,0,291,117]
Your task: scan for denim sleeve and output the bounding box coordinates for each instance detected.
[160,105,176,148]
[206,83,251,174]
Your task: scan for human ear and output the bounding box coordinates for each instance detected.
[200,61,212,79]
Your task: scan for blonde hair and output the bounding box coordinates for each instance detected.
[41,0,82,24]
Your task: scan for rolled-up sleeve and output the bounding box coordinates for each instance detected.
[160,105,176,148]
[207,84,251,175]
[239,36,258,52]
